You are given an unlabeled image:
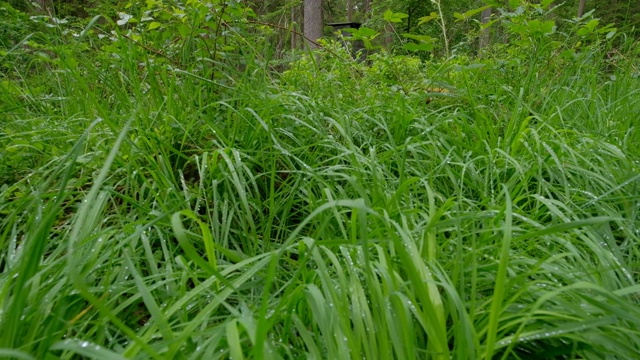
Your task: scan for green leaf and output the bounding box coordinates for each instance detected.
[148,21,161,30]
[383,9,408,23]
[541,0,554,7]
[362,39,380,50]
[0,349,35,360]
[527,19,555,36]
[358,27,378,38]
[596,23,617,35]
[51,340,128,360]
[227,320,244,360]
[453,63,487,72]
[178,24,190,38]
[404,43,434,52]
[171,210,218,272]
[402,33,435,43]
[480,19,498,30]
[347,26,379,41]
[576,19,599,37]
[540,20,556,34]
[79,15,102,39]
[124,252,174,343]
[560,49,576,59]
[454,5,492,21]
[418,12,439,25]
[383,9,393,22]
[508,0,520,8]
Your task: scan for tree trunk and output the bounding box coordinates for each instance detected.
[33,0,52,14]
[383,22,394,50]
[362,0,371,19]
[577,0,586,18]
[347,0,353,22]
[304,0,323,49]
[291,4,302,50]
[479,7,492,50]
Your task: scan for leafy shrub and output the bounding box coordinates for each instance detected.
[0,1,41,49]
[99,0,258,77]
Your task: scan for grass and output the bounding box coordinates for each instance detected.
[1,10,640,359]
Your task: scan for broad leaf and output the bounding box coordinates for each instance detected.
[454,5,493,21]
[404,43,434,52]
[383,9,409,23]
[402,33,435,42]
[418,12,439,25]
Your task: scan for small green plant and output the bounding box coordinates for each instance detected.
[346,9,440,55]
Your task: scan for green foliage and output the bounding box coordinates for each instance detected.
[360,0,480,56]
[382,9,408,23]
[401,33,436,52]
[345,26,380,50]
[0,2,35,48]
[0,2,33,106]
[454,5,492,21]
[1,1,640,359]
[100,0,257,72]
[346,9,439,54]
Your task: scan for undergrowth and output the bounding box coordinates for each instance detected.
[1,0,639,359]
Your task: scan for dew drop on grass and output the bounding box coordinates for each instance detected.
[407,300,416,312]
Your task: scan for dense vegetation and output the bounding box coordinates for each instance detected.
[1,0,639,359]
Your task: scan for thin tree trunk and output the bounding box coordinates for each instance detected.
[34,0,52,14]
[479,7,492,50]
[291,4,300,50]
[578,0,586,18]
[347,0,353,22]
[303,0,323,49]
[383,22,394,50]
[362,0,371,19]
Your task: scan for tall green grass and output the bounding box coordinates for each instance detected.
[1,11,640,360]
